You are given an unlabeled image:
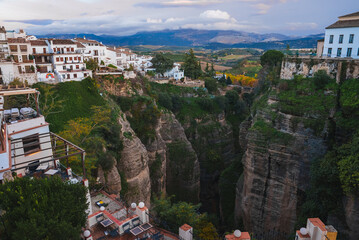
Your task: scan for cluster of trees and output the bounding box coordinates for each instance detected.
[0,177,88,240]
[151,53,174,76]
[152,195,219,239]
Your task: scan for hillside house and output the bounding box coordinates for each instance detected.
[322,11,359,58]
[50,39,92,82]
[73,37,107,64]
[30,40,55,82]
[8,38,37,84]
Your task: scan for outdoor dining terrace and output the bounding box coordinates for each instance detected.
[87,191,179,240]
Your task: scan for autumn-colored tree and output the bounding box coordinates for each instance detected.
[59,106,112,173]
[36,84,64,117]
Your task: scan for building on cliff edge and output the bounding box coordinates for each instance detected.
[320,11,359,59]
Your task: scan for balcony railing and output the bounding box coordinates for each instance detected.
[10,132,86,178]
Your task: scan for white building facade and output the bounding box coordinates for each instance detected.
[50,39,92,82]
[322,12,359,59]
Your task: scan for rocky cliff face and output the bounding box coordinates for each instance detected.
[280,58,359,81]
[146,113,201,203]
[235,96,329,234]
[117,113,151,206]
[184,114,238,214]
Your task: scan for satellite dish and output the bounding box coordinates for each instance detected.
[234,230,241,237]
[300,227,308,235]
[131,202,137,209]
[139,202,145,208]
[100,206,105,211]
[84,230,91,238]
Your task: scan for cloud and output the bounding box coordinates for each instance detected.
[146,18,163,23]
[200,10,231,20]
[136,0,222,8]
[4,19,56,26]
[252,3,272,14]
[286,22,318,30]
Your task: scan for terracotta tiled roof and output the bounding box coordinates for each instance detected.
[7,38,27,44]
[76,42,86,48]
[30,40,47,46]
[339,11,359,18]
[52,39,76,45]
[180,224,192,231]
[225,232,251,240]
[309,218,326,231]
[296,230,310,238]
[74,38,104,46]
[326,19,359,29]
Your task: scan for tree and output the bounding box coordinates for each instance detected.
[36,84,64,117]
[204,77,218,94]
[151,53,174,76]
[260,50,284,68]
[0,177,88,240]
[226,76,232,85]
[152,195,219,239]
[313,70,330,90]
[84,58,99,71]
[183,49,202,79]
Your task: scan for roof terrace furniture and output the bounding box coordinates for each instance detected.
[109,227,119,237]
[96,213,104,223]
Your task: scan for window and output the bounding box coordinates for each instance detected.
[32,48,36,54]
[53,48,56,52]
[84,73,88,77]
[71,48,74,52]
[67,74,70,79]
[23,134,40,155]
[329,35,334,44]
[20,45,27,52]
[328,48,332,56]
[60,57,64,62]
[74,74,77,78]
[349,34,354,43]
[339,35,344,44]
[76,65,79,69]
[74,57,77,61]
[337,48,342,57]
[66,48,70,52]
[56,57,60,62]
[347,48,352,57]
[69,57,72,61]
[63,66,66,70]
[10,45,17,52]
[43,48,46,53]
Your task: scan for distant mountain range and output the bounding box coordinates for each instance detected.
[36,29,324,50]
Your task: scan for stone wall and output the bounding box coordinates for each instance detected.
[280,57,359,82]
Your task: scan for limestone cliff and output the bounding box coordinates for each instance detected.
[146,113,200,203]
[118,113,151,206]
[235,89,331,235]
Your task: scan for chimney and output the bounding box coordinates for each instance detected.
[179,224,193,240]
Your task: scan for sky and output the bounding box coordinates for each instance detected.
[0,0,358,37]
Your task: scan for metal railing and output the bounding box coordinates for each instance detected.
[10,132,86,178]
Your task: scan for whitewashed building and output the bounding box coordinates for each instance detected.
[50,39,92,82]
[322,11,359,58]
[30,40,56,82]
[163,64,184,80]
[8,38,37,84]
[73,37,107,64]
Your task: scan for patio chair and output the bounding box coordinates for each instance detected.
[109,227,119,237]
[96,213,104,223]
[96,236,107,240]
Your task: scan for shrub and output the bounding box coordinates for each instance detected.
[313,70,330,90]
